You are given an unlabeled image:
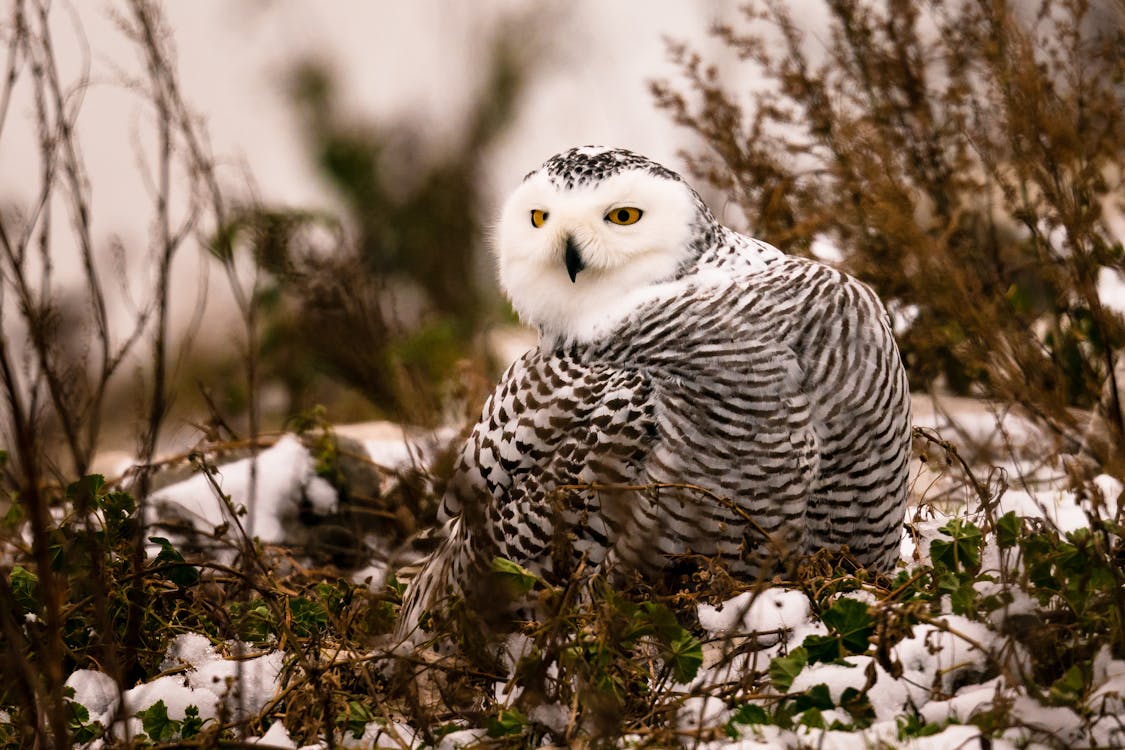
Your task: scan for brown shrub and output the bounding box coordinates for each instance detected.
[654,0,1125,471]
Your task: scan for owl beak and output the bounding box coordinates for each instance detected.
[564,235,585,283]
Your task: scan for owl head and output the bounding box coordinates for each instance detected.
[496,147,716,345]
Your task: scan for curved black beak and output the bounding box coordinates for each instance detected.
[564,235,585,283]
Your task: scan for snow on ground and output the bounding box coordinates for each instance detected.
[67,634,286,745]
[32,409,1125,747]
[147,434,338,548]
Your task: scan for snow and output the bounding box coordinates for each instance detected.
[677,696,730,732]
[147,434,338,547]
[66,634,285,743]
[893,618,996,698]
[255,721,297,747]
[118,674,222,734]
[789,656,901,721]
[65,669,120,727]
[28,414,1125,748]
[697,588,811,638]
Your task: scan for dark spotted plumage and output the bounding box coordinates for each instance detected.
[396,148,911,640]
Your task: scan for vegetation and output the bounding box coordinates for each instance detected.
[1,0,1124,746]
[226,35,526,424]
[654,0,1125,470]
[2,435,1123,746]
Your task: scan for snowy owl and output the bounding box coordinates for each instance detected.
[397,146,911,638]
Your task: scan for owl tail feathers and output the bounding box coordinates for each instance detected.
[393,516,482,647]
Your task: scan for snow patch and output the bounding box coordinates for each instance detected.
[148,434,338,546]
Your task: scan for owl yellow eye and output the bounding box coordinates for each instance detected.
[530,209,548,228]
[605,207,643,225]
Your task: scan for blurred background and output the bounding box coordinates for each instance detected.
[0,1,747,463]
[2,5,1124,741]
[1,0,1123,483]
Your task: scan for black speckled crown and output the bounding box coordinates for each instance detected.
[530,146,682,189]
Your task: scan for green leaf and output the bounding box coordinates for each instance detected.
[1,499,24,529]
[232,598,277,643]
[137,700,180,742]
[839,687,875,727]
[316,579,352,612]
[101,491,137,537]
[486,708,528,738]
[179,705,204,738]
[728,703,769,728]
[897,712,942,739]
[931,519,983,573]
[802,633,843,664]
[797,706,826,728]
[1048,663,1087,705]
[995,511,1021,549]
[805,598,875,663]
[338,701,377,739]
[490,556,540,596]
[935,570,978,617]
[289,595,329,637]
[793,683,834,713]
[9,565,39,614]
[769,646,807,692]
[822,598,874,653]
[67,699,103,743]
[66,475,106,507]
[148,536,200,586]
[386,572,407,599]
[665,629,703,683]
[951,581,978,616]
[640,602,702,682]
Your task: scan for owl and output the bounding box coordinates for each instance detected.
[396,146,911,639]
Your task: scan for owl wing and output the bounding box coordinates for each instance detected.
[396,277,819,640]
[440,349,656,567]
[396,352,655,640]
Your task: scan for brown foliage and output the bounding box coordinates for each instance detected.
[654,0,1125,470]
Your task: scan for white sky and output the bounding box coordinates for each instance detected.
[0,1,742,273]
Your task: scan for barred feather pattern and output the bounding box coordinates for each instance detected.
[395,154,911,642]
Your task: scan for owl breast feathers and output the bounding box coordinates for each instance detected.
[397,146,911,640]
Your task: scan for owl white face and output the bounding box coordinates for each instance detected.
[496,166,700,344]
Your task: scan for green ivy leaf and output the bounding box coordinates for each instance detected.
[289,595,329,637]
[793,683,834,713]
[728,702,769,729]
[386,572,407,599]
[797,706,826,728]
[67,699,103,743]
[338,701,377,739]
[137,700,180,742]
[232,598,276,643]
[839,687,875,727]
[935,570,978,616]
[9,565,39,614]
[805,597,874,663]
[822,598,874,653]
[666,629,703,683]
[179,705,204,738]
[640,602,702,682]
[487,708,528,738]
[1048,663,1087,705]
[995,511,1021,549]
[490,556,540,596]
[100,491,137,538]
[148,536,200,586]
[769,646,808,692]
[66,475,106,507]
[897,712,943,739]
[931,519,982,573]
[802,633,844,664]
